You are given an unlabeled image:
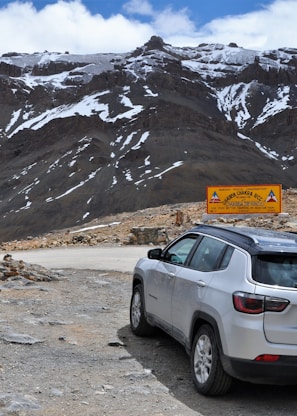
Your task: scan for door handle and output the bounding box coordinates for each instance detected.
[168,272,175,278]
[197,280,206,287]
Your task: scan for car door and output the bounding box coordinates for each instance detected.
[171,236,231,344]
[145,235,198,333]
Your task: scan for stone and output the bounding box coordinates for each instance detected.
[0,255,60,283]
[128,227,168,245]
[175,210,184,226]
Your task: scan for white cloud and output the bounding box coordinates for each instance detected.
[123,0,195,36]
[123,0,154,16]
[153,7,195,36]
[0,0,296,55]
[188,0,297,51]
[0,0,153,54]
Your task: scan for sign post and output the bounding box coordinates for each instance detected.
[207,184,282,215]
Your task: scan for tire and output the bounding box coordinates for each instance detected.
[191,324,232,396]
[130,284,154,336]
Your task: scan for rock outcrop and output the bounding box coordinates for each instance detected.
[0,254,60,283]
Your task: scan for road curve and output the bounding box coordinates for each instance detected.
[3,245,151,273]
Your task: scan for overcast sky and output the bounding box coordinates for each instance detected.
[0,0,296,55]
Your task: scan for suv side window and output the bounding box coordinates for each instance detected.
[164,236,198,265]
[220,245,234,269]
[189,236,231,271]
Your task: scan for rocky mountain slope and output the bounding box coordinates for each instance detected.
[1,36,297,242]
[2,188,297,252]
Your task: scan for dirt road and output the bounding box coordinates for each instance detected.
[9,246,150,273]
[2,260,297,416]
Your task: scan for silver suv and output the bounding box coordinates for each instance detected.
[129,224,297,395]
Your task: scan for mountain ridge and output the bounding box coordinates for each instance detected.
[0,36,297,242]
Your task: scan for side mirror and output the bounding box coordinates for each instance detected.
[148,248,163,260]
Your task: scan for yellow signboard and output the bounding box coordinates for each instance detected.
[207,184,282,214]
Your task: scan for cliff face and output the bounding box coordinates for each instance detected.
[0,37,296,241]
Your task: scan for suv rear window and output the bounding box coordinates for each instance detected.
[253,254,297,288]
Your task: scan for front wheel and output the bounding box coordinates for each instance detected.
[130,284,154,336]
[191,324,232,396]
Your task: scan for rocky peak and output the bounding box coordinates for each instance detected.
[144,35,165,51]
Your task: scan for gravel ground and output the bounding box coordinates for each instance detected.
[0,268,203,416]
[2,268,297,416]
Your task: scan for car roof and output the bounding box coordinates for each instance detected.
[190,224,297,255]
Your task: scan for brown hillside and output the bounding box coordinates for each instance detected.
[1,188,297,252]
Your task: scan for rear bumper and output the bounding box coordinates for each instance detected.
[222,355,297,384]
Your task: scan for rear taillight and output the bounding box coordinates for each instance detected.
[233,292,263,314]
[265,297,290,312]
[233,292,289,314]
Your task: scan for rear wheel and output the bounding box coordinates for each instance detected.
[130,284,154,336]
[191,324,232,396]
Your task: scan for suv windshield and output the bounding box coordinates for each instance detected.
[253,254,297,288]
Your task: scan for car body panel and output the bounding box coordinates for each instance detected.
[171,267,214,345]
[258,286,297,344]
[197,248,257,358]
[144,260,177,330]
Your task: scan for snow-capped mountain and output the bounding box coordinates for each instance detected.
[0,36,297,241]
